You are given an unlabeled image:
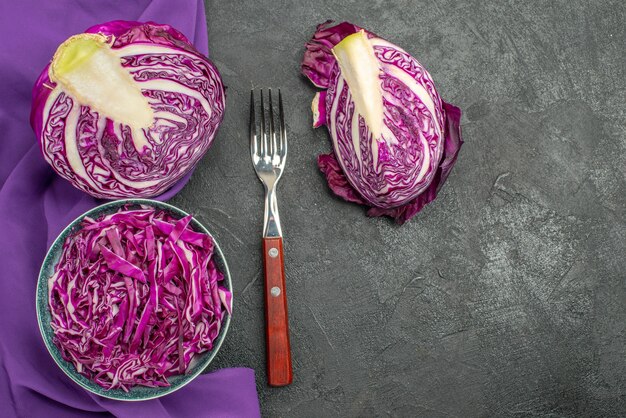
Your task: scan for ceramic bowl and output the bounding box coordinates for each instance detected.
[36,199,232,401]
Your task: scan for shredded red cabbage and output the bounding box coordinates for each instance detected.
[47,206,231,391]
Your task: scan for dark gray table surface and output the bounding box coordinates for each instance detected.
[175,1,625,416]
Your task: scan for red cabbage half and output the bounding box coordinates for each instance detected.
[302,21,463,224]
[31,21,225,199]
[47,206,231,391]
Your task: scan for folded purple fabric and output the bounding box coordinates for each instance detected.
[0,1,260,417]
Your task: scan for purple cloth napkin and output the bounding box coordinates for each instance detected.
[0,1,261,417]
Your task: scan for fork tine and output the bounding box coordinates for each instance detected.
[250,90,257,156]
[268,89,276,156]
[260,90,266,156]
[278,89,287,155]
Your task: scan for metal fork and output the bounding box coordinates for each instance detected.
[250,89,292,386]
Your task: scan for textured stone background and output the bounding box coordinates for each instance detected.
[174,1,625,416]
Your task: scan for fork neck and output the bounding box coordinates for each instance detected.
[263,185,282,238]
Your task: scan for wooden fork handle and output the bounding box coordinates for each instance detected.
[262,237,293,386]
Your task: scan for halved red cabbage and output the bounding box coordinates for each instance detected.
[302,21,463,224]
[47,206,231,391]
[31,21,225,199]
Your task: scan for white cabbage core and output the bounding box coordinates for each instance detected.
[332,30,384,140]
[49,34,154,151]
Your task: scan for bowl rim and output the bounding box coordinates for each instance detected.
[36,198,232,401]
